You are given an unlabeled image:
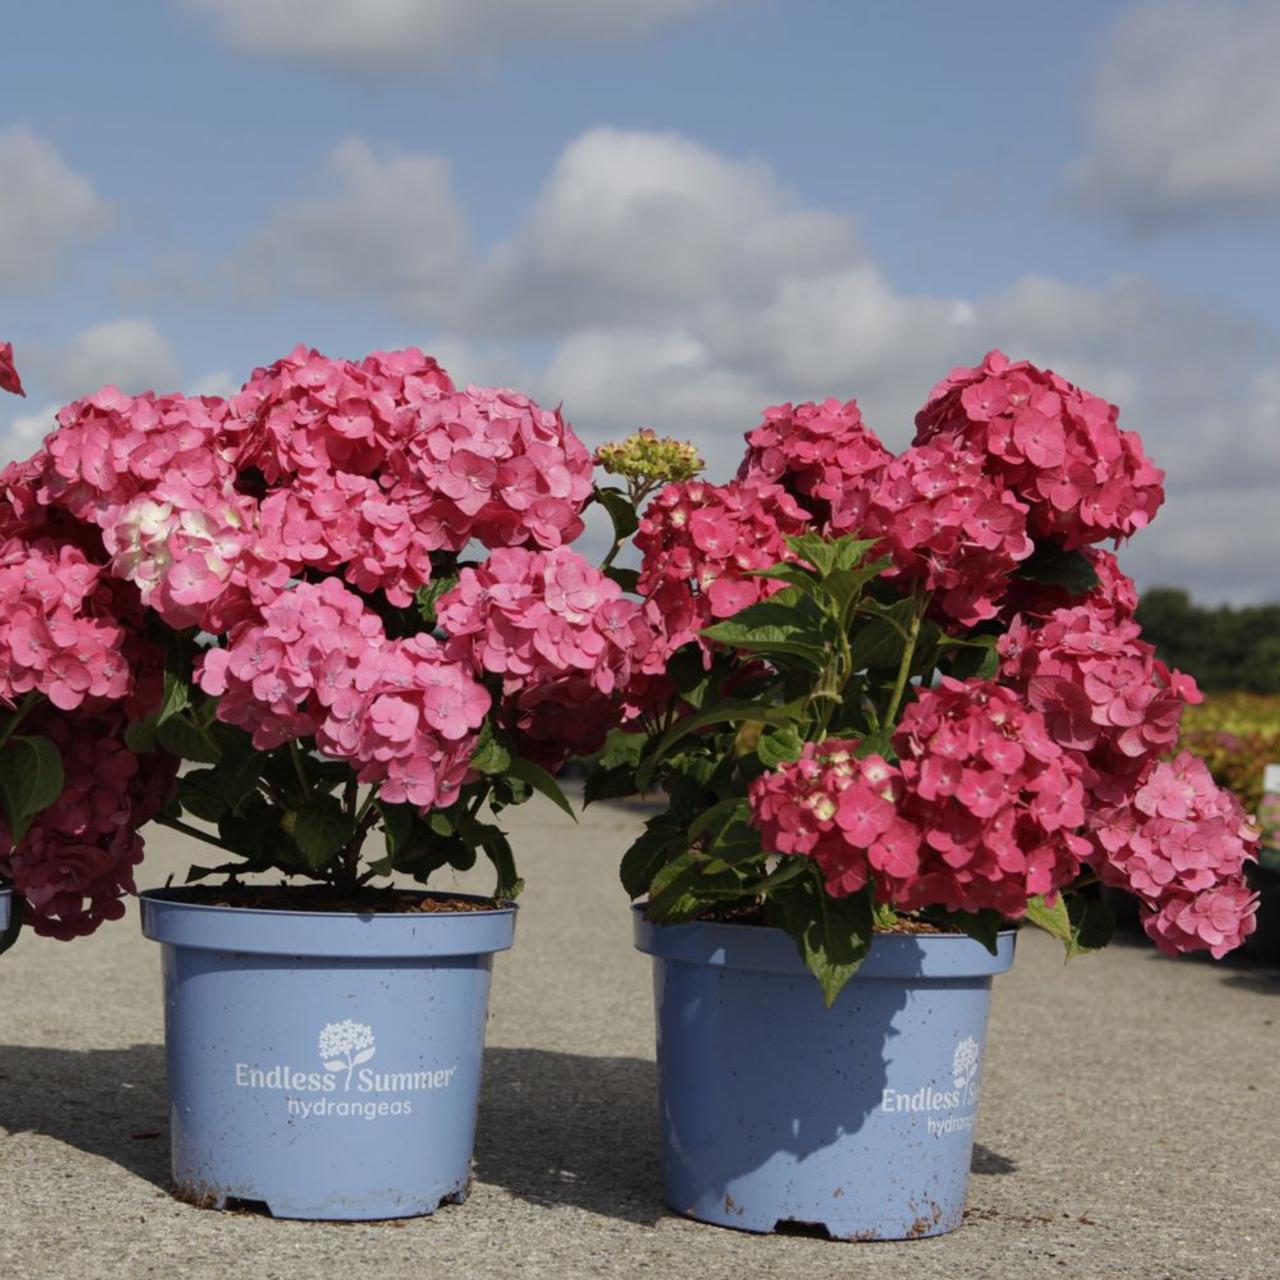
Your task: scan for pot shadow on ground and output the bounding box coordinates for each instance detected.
[0,1042,1017,1218]
[474,1048,1018,1227]
[0,1042,170,1188]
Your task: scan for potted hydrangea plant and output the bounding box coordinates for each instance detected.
[1,343,648,1220]
[3,340,170,956]
[586,352,1259,1241]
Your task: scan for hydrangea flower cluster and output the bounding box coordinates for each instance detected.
[0,536,131,710]
[738,397,891,533]
[999,600,1200,803]
[634,478,809,651]
[1089,752,1258,957]
[197,577,489,810]
[747,740,907,898]
[913,349,1165,549]
[887,679,1091,917]
[863,439,1035,626]
[596,428,703,489]
[438,547,658,763]
[0,707,176,938]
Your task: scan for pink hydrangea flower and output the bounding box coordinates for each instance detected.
[999,599,1200,803]
[863,439,1035,626]
[888,678,1092,916]
[737,398,891,532]
[1,341,26,397]
[914,350,1165,549]
[748,740,905,898]
[634,478,810,655]
[0,708,177,939]
[1087,752,1259,957]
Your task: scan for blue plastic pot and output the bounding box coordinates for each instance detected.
[635,910,1015,1240]
[140,889,516,1220]
[0,886,10,934]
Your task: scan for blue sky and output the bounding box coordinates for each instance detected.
[3,0,1278,600]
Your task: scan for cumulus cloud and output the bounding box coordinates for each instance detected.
[46,318,183,402]
[181,0,728,76]
[232,137,472,318]
[469,129,863,334]
[0,401,59,466]
[0,127,110,290]
[1066,0,1280,228]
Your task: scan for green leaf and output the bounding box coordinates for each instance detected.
[470,725,513,775]
[156,714,223,765]
[291,794,355,870]
[1014,542,1100,596]
[157,667,190,725]
[942,908,1004,955]
[123,716,158,753]
[756,725,805,769]
[637,698,805,790]
[775,875,874,1006]
[415,576,459,628]
[0,735,65,844]
[784,533,880,579]
[941,633,1000,682]
[688,797,748,844]
[582,761,639,806]
[178,771,230,823]
[476,823,523,899]
[700,593,832,669]
[595,485,640,541]
[604,566,640,594]
[505,756,576,820]
[1024,892,1114,959]
[646,851,705,921]
[620,815,685,899]
[850,598,916,671]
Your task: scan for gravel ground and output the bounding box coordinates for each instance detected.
[2,793,1277,1280]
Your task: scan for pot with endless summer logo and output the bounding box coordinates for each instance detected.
[140,888,516,1220]
[634,909,1015,1240]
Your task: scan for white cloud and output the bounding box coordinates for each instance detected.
[0,127,111,290]
[0,401,59,466]
[47,318,183,401]
[1066,0,1280,228]
[469,128,863,334]
[181,0,728,76]
[232,137,471,318]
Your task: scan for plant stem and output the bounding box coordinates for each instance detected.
[884,599,925,731]
[288,740,310,799]
[155,814,242,857]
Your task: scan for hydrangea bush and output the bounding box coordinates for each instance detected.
[585,351,1259,1003]
[0,340,643,942]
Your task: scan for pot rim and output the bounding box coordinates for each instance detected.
[632,903,1015,980]
[140,886,517,959]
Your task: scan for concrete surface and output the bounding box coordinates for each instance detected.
[1,793,1277,1280]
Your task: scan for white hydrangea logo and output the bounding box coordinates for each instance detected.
[319,1020,376,1091]
[952,1036,980,1091]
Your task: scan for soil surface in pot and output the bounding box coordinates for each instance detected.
[695,902,959,934]
[155,885,503,914]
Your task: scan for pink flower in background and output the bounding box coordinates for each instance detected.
[0,342,25,397]
[914,349,1165,549]
[0,708,177,939]
[738,397,891,532]
[1086,752,1258,957]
